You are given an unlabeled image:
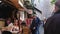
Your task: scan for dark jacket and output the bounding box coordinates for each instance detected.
[44,10,60,34]
[30,17,41,34]
[30,17,41,31]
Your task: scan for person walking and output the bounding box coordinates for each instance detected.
[30,13,41,34]
[44,0,60,34]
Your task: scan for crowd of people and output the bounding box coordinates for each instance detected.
[2,0,60,34]
[1,10,44,34]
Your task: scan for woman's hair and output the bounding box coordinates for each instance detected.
[27,14,32,18]
[21,21,26,26]
[13,19,19,26]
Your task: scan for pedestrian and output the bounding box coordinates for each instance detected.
[30,13,41,34]
[25,9,33,27]
[44,0,60,34]
[19,21,31,34]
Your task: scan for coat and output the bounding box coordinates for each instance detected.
[30,17,41,34]
[44,10,60,34]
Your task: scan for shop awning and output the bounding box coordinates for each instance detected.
[3,0,24,10]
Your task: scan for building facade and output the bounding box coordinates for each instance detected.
[31,0,54,20]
